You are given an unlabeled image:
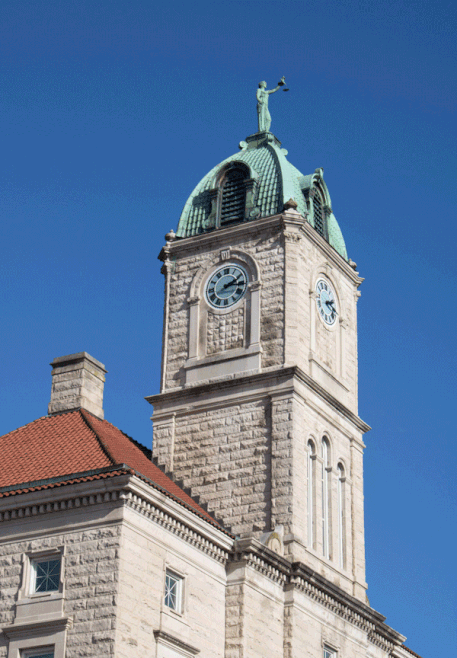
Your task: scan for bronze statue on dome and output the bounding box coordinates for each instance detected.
[256,77,287,133]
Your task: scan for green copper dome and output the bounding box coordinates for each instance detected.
[176,132,347,261]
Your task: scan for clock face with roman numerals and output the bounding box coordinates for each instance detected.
[205,264,248,309]
[316,278,338,326]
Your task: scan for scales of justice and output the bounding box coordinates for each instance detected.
[256,76,289,133]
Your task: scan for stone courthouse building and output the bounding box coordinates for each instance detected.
[0,88,420,658]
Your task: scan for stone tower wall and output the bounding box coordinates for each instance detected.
[162,220,286,391]
[152,212,366,595]
[161,213,360,410]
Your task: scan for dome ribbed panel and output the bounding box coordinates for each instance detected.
[286,161,308,217]
[328,213,348,260]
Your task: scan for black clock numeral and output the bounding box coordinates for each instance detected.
[223,298,228,306]
[224,268,230,275]
[210,293,217,302]
[208,287,215,294]
[216,272,222,279]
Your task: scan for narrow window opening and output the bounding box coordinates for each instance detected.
[164,570,183,612]
[337,463,346,569]
[322,438,330,559]
[323,647,337,658]
[307,440,315,548]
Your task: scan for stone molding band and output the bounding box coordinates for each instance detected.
[0,474,232,565]
[123,490,230,563]
[231,539,405,652]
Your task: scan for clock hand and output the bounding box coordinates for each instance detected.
[326,300,338,314]
[222,275,243,290]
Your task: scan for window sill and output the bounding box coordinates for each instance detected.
[15,592,64,624]
[184,344,262,385]
[184,343,261,369]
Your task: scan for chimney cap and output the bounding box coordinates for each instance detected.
[50,352,107,373]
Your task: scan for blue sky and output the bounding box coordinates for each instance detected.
[1,1,456,654]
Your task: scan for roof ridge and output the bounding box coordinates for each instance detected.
[80,410,153,459]
[79,409,117,466]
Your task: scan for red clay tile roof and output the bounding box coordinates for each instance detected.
[403,647,423,658]
[0,409,221,528]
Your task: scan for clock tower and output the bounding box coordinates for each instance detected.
[147,98,369,602]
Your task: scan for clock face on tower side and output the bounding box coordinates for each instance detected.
[316,277,338,326]
[205,264,248,309]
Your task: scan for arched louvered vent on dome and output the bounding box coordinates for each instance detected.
[302,184,328,241]
[220,168,247,226]
[313,192,325,238]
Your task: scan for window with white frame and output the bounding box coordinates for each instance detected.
[164,570,183,612]
[321,438,330,559]
[323,646,336,658]
[31,557,61,594]
[307,439,315,549]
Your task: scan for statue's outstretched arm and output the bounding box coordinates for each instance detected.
[268,76,286,95]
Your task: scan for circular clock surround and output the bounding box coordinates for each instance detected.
[205,263,248,309]
[315,277,338,326]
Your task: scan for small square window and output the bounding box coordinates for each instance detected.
[323,647,336,658]
[31,558,61,593]
[164,570,183,612]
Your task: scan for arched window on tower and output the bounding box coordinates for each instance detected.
[220,167,248,226]
[321,437,331,559]
[307,440,316,549]
[337,463,346,569]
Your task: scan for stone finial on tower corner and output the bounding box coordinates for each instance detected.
[48,352,107,419]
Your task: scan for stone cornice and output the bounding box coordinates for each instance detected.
[159,214,284,262]
[231,538,289,585]
[0,474,233,564]
[231,539,405,651]
[290,562,405,649]
[123,476,233,561]
[0,475,126,521]
[294,367,371,433]
[147,365,370,435]
[159,212,362,286]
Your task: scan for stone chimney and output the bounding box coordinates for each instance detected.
[48,352,107,419]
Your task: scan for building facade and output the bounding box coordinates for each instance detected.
[0,120,420,658]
